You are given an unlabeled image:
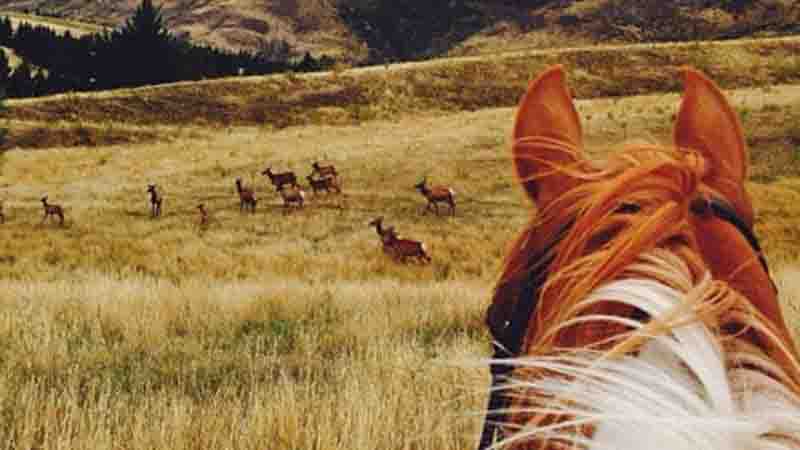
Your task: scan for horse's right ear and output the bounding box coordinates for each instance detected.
[513,65,585,210]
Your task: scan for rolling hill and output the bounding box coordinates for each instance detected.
[0,0,798,59]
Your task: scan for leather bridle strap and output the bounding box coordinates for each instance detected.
[690,195,774,286]
[477,224,567,450]
[477,195,773,450]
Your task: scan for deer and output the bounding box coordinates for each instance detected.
[197,203,210,227]
[368,217,431,264]
[235,178,257,213]
[40,196,64,226]
[147,184,163,218]
[261,167,298,191]
[414,177,456,216]
[311,161,338,180]
[306,174,341,196]
[278,184,305,212]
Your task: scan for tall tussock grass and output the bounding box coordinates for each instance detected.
[0,72,799,448]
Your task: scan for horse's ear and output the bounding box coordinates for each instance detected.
[513,65,585,209]
[674,67,753,224]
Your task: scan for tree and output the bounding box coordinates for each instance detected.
[8,62,34,98]
[0,50,9,145]
[99,0,180,87]
[338,0,483,63]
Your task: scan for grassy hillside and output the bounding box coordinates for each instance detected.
[3,34,800,151]
[1,35,800,446]
[1,10,104,35]
[2,0,799,57]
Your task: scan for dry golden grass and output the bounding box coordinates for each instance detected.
[4,35,800,152]
[1,11,106,36]
[0,54,799,448]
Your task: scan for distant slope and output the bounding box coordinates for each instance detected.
[0,1,798,60]
[4,35,800,152]
[2,10,104,36]
[0,0,352,56]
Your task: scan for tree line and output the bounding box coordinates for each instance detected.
[0,0,334,99]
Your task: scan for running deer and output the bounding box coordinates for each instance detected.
[414,177,456,216]
[368,217,431,263]
[261,167,298,191]
[235,178,257,212]
[197,203,210,227]
[278,185,305,212]
[306,174,341,196]
[311,161,338,179]
[147,184,163,218]
[40,196,64,226]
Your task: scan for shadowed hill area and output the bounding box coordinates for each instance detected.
[0,0,798,59]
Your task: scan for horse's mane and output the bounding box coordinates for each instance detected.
[494,137,800,389]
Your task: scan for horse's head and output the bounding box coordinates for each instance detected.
[486,66,800,450]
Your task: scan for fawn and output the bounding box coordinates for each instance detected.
[311,161,338,180]
[197,204,210,227]
[278,185,305,212]
[306,174,341,196]
[414,177,456,216]
[368,217,430,263]
[147,184,163,218]
[262,167,298,191]
[41,196,65,226]
[235,178,257,213]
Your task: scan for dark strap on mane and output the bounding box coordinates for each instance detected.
[477,223,568,450]
[691,196,774,284]
[476,195,774,450]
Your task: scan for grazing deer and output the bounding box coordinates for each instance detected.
[368,217,430,263]
[40,196,64,226]
[235,178,257,212]
[311,161,338,179]
[414,177,456,216]
[147,184,163,218]
[197,203,210,227]
[306,174,341,196]
[278,185,305,212]
[261,167,298,191]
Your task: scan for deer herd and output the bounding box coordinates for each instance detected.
[1,161,456,265]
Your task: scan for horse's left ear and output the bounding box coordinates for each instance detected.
[674,67,754,225]
[513,65,586,211]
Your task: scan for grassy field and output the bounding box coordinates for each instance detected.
[0,38,800,449]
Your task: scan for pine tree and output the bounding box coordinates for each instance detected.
[103,0,179,86]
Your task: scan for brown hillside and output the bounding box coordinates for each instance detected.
[0,0,798,59]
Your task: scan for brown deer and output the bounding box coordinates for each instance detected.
[41,196,64,226]
[235,178,257,212]
[278,185,305,212]
[414,177,455,216]
[368,217,431,263]
[306,174,341,196]
[261,167,298,191]
[197,204,210,227]
[311,161,338,180]
[147,184,163,218]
